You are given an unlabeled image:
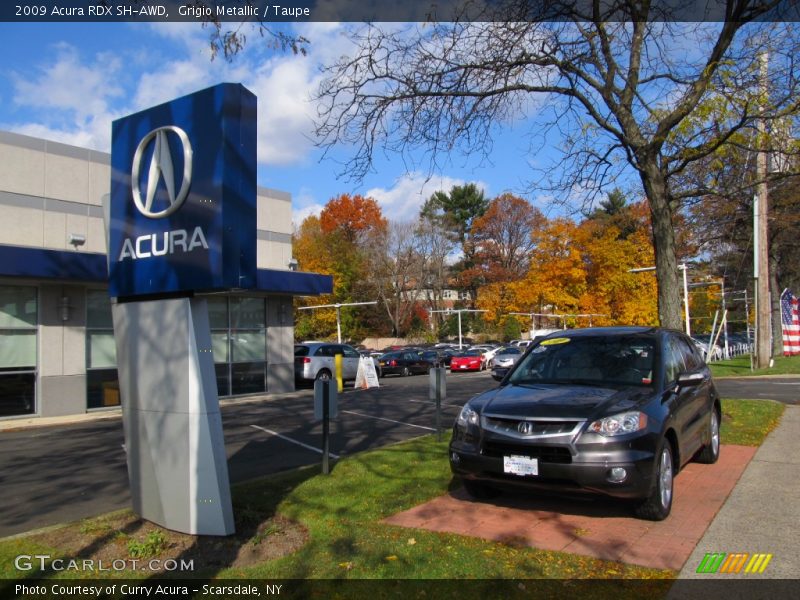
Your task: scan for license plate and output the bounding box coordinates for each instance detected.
[460,365,468,369]
[503,455,538,476]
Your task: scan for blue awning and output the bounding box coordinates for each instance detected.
[0,245,107,282]
[0,244,332,296]
[256,268,332,296]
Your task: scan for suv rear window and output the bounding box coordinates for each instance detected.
[294,346,309,357]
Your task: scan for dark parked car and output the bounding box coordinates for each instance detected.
[378,350,431,377]
[449,327,721,520]
[420,350,444,367]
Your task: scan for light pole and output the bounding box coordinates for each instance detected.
[688,279,729,357]
[298,301,378,343]
[430,308,488,349]
[628,264,690,335]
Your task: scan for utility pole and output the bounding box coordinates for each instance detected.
[755,50,771,369]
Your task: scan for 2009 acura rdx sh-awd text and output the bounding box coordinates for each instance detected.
[449,327,721,520]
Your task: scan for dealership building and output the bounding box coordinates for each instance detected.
[0,129,331,420]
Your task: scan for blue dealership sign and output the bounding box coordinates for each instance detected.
[109,83,257,298]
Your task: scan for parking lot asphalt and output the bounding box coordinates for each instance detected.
[0,371,493,538]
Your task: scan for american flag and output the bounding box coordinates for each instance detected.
[781,289,800,356]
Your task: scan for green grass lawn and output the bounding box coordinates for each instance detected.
[710,354,800,377]
[231,440,669,581]
[0,399,784,586]
[720,398,785,446]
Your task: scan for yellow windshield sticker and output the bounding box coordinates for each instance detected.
[540,337,570,346]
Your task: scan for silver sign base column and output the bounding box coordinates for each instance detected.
[112,297,234,536]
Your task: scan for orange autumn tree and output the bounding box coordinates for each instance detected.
[294,194,389,341]
[510,217,588,322]
[577,200,659,326]
[319,193,387,245]
[496,200,658,331]
[292,215,337,339]
[473,194,546,326]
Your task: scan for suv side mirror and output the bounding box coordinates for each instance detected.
[677,372,704,387]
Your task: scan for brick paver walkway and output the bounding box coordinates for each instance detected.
[385,445,756,571]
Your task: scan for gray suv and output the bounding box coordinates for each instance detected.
[294,342,362,383]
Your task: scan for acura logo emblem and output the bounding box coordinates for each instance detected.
[131,126,193,219]
[518,421,534,435]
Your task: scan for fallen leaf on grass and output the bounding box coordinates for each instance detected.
[407,538,416,546]
[385,555,398,561]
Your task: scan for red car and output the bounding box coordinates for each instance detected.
[450,349,486,372]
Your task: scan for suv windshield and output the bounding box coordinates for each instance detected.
[507,335,655,387]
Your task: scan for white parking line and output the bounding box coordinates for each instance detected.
[249,425,340,459]
[406,399,462,409]
[340,410,437,432]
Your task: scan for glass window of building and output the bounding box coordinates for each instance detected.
[86,290,119,409]
[208,296,231,398]
[208,296,267,397]
[0,285,38,417]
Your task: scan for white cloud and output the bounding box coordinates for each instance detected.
[9,43,124,150]
[12,44,122,121]
[132,59,219,109]
[245,23,357,167]
[366,173,490,222]
[247,57,321,166]
[2,22,364,172]
[291,186,326,227]
[292,202,326,228]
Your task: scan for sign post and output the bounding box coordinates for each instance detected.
[109,83,256,536]
[429,367,447,441]
[314,379,338,474]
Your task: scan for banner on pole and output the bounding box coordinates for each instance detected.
[780,289,800,356]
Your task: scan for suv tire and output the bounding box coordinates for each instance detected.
[635,440,673,521]
[694,407,721,464]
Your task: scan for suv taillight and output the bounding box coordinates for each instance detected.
[302,357,311,364]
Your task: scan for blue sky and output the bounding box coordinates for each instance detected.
[0,21,562,226]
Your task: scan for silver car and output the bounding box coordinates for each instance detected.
[490,346,524,381]
[294,342,361,383]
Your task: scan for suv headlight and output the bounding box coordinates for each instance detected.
[587,411,648,436]
[456,404,480,428]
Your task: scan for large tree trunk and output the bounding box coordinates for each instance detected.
[641,160,684,331]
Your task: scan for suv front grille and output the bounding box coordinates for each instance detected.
[483,416,581,437]
[481,441,572,464]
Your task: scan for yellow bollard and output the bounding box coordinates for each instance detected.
[335,353,344,392]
